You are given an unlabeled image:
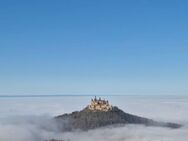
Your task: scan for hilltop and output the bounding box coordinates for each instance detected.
[55,97,182,131]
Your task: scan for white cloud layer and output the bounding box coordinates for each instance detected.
[0,96,188,141]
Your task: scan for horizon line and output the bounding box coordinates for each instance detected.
[0,94,187,98]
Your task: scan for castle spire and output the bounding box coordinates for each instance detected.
[94,96,97,101]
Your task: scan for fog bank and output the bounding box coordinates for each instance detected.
[0,96,188,141]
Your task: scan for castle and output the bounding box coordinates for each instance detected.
[88,96,113,111]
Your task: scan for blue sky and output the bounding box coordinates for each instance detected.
[0,0,188,95]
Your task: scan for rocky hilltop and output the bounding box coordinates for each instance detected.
[55,97,182,131]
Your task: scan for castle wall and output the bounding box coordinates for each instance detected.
[88,98,112,111]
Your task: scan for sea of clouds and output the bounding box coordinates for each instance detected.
[0,95,188,141]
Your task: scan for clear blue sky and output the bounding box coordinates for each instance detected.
[0,0,188,95]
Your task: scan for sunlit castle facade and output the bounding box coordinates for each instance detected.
[88,96,113,111]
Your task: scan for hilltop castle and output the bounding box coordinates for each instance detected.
[88,96,113,111]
